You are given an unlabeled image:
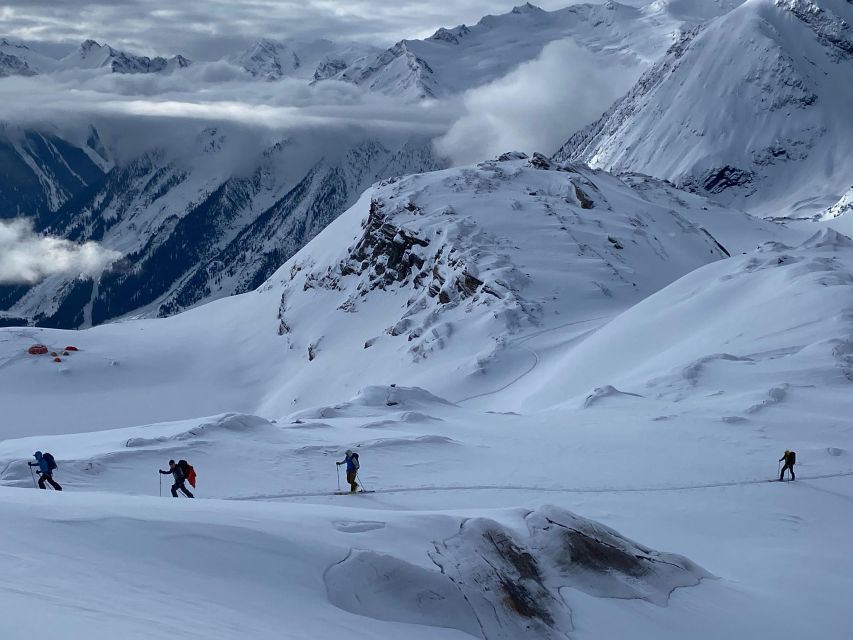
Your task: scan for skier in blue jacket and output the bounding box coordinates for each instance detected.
[336,450,360,493]
[29,451,62,490]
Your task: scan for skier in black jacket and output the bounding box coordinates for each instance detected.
[159,459,194,497]
[779,450,796,481]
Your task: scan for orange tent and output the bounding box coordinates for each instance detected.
[28,344,48,355]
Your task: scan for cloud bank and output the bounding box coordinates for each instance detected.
[0,0,627,59]
[435,39,636,165]
[0,219,120,284]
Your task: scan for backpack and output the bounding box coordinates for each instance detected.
[43,452,58,471]
[788,451,796,465]
[178,459,197,488]
[351,452,360,470]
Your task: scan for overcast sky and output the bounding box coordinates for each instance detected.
[0,0,621,60]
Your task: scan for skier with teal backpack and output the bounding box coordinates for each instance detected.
[29,451,62,490]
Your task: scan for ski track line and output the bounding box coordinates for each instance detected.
[226,470,853,501]
[455,316,606,404]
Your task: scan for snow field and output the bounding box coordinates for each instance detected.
[2,158,853,637]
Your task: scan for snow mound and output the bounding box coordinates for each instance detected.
[325,550,483,637]
[289,387,454,421]
[124,413,270,447]
[525,227,853,409]
[799,228,853,250]
[350,386,455,409]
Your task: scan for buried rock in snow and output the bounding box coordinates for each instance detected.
[326,506,709,640]
[429,506,710,639]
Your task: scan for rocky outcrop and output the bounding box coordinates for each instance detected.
[325,506,709,640]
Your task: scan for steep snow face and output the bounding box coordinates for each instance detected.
[0,38,58,76]
[327,1,691,99]
[58,39,190,73]
[557,0,853,218]
[0,126,105,218]
[231,38,380,81]
[4,132,444,328]
[230,39,301,79]
[821,185,853,220]
[644,0,747,21]
[0,39,38,78]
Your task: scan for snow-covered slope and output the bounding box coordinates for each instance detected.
[557,0,853,218]
[57,39,191,73]
[0,156,792,431]
[1,161,852,638]
[525,228,853,409]
[327,1,696,99]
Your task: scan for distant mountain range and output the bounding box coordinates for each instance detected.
[1,0,851,329]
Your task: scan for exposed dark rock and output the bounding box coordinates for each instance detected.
[530,152,552,170]
[498,151,530,161]
[574,183,595,209]
[699,166,754,194]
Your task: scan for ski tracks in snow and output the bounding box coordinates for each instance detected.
[455,316,606,404]
[227,470,853,502]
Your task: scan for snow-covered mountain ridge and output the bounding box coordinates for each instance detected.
[0,38,191,75]
[326,1,705,98]
[556,0,853,217]
[60,39,191,73]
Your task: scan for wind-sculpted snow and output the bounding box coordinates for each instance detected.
[325,549,483,637]
[423,506,709,639]
[527,227,853,411]
[325,506,707,640]
[557,0,853,217]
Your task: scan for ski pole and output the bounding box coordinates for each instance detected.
[777,460,782,480]
[336,464,341,492]
[159,473,162,497]
[29,465,36,488]
[357,473,369,493]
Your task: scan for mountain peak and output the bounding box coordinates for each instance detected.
[511,2,544,14]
